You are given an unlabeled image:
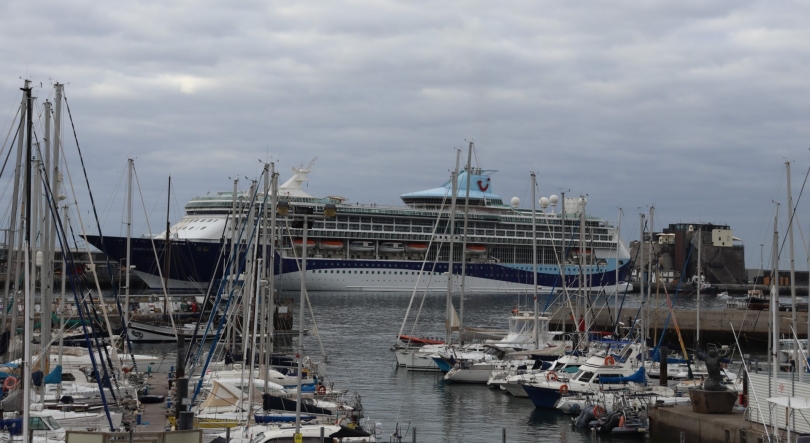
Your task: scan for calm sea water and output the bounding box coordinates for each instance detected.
[294,291,707,443]
[135,290,735,442]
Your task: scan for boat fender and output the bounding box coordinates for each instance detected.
[618,415,625,428]
[593,405,605,418]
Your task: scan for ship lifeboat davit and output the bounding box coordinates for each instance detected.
[292,238,316,249]
[319,240,344,250]
[405,243,428,253]
[349,241,375,252]
[379,242,404,253]
[466,245,487,254]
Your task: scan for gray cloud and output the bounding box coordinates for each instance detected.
[2,0,810,269]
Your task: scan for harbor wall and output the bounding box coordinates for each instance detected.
[549,308,809,347]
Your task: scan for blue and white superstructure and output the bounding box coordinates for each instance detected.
[87,161,632,293]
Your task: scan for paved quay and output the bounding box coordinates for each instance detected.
[649,404,770,443]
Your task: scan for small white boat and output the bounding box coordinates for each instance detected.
[378,242,404,253]
[404,243,428,253]
[292,238,316,249]
[349,241,375,252]
[319,240,344,250]
[465,245,487,255]
[716,291,731,299]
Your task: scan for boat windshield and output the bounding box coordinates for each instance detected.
[43,416,62,430]
[250,432,265,443]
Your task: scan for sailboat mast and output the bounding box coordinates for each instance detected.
[696,224,702,346]
[268,167,278,358]
[614,209,621,335]
[21,79,33,443]
[786,161,801,380]
[771,206,780,397]
[445,150,461,344]
[459,142,473,341]
[647,206,654,348]
[579,197,587,346]
[164,175,171,315]
[531,173,539,348]
[3,89,27,336]
[639,212,646,369]
[125,158,133,321]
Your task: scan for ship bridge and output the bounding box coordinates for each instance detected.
[400,168,504,208]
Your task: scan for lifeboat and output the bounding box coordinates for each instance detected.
[292,238,316,249]
[379,242,404,253]
[349,241,375,252]
[319,240,344,251]
[405,243,428,253]
[465,245,487,254]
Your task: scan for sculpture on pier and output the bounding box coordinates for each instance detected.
[697,346,734,391]
[689,345,738,414]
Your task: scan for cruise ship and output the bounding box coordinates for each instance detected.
[86,162,632,293]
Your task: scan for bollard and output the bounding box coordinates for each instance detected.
[129,425,134,443]
[660,346,668,386]
[226,427,231,443]
[320,427,325,443]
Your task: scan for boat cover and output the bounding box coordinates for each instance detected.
[599,367,646,384]
[44,365,62,384]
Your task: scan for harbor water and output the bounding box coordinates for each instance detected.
[287,291,726,442]
[135,290,736,442]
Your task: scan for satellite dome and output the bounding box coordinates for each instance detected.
[549,195,559,206]
[539,197,549,209]
[510,197,520,208]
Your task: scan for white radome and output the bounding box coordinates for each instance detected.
[510,197,520,208]
[539,197,549,209]
[549,195,559,206]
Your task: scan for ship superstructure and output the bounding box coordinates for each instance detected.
[87,162,631,293]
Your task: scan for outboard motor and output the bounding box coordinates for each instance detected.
[575,407,596,428]
[596,411,623,434]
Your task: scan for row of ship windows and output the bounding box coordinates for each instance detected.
[313,270,437,275]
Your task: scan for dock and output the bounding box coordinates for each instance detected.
[650,405,770,443]
[139,373,171,432]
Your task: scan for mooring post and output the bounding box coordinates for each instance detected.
[412,427,416,443]
[320,426,324,443]
[502,427,506,443]
[660,346,668,386]
[226,427,230,443]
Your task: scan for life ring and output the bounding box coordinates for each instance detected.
[618,414,626,427]
[593,405,605,418]
[604,355,616,366]
[317,385,327,394]
[559,384,569,395]
[545,372,559,382]
[3,376,19,391]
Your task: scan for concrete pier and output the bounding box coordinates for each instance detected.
[650,405,770,443]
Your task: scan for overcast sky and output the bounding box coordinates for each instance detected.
[1,0,809,273]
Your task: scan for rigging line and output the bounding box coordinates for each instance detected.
[56,121,137,376]
[188,178,262,383]
[0,128,18,184]
[49,193,117,430]
[0,106,21,178]
[396,180,452,346]
[777,163,810,257]
[62,91,138,366]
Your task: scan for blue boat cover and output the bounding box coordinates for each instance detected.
[44,365,63,384]
[254,413,316,423]
[599,367,645,384]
